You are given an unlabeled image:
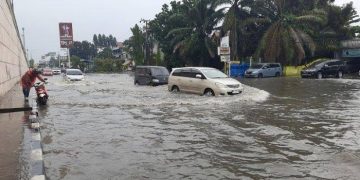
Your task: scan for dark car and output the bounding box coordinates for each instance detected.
[134,66,169,86]
[301,59,345,79]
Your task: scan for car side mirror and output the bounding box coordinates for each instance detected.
[196,74,202,79]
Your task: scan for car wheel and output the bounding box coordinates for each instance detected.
[275,72,280,77]
[317,72,323,79]
[204,89,215,96]
[171,85,180,92]
[134,81,139,85]
[337,71,343,78]
[258,73,263,78]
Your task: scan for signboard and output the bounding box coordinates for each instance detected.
[221,55,230,62]
[342,49,360,58]
[59,23,73,48]
[219,36,231,56]
[221,36,229,48]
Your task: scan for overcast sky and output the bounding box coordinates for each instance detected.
[13,0,360,60]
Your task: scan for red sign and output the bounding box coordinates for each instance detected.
[59,23,73,48]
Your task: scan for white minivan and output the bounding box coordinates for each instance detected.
[168,67,243,96]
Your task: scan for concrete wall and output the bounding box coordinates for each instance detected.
[0,0,28,97]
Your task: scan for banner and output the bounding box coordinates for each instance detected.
[59,23,73,48]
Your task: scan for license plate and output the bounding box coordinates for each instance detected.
[232,90,240,94]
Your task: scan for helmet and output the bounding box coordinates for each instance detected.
[32,68,42,75]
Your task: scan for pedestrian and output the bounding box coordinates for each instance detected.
[20,68,46,100]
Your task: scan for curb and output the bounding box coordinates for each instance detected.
[28,101,45,180]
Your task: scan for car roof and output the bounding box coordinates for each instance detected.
[172,67,215,71]
[66,69,82,71]
[136,66,166,68]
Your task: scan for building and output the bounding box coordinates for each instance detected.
[340,39,360,73]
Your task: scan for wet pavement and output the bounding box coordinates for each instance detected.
[38,74,360,179]
[0,86,30,180]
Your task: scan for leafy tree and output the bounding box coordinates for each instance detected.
[128,24,145,65]
[70,41,97,60]
[317,2,360,49]
[98,34,103,47]
[70,55,84,69]
[94,58,123,72]
[166,0,223,67]
[29,59,34,68]
[255,0,327,65]
[93,34,98,47]
[97,47,114,59]
[149,2,188,68]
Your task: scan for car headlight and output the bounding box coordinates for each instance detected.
[215,82,227,88]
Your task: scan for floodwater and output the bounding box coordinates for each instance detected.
[38,74,360,180]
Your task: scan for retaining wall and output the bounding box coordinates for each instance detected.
[0,0,28,96]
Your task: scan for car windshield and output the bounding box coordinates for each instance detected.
[67,70,82,75]
[250,64,264,69]
[307,60,328,68]
[201,69,228,79]
[151,67,169,76]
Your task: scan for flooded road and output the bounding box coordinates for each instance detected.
[39,74,360,180]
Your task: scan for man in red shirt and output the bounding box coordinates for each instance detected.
[21,69,46,100]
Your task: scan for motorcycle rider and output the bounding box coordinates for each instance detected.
[20,68,46,100]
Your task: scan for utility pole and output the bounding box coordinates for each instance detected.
[22,27,28,60]
[140,19,151,65]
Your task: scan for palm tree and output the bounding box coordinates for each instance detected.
[216,0,259,61]
[167,0,224,66]
[255,0,327,65]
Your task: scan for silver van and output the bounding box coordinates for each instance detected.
[168,67,243,96]
[245,63,282,78]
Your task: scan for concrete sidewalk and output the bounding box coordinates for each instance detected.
[0,85,28,180]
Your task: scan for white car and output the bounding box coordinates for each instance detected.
[168,67,243,96]
[64,69,85,81]
[52,69,61,75]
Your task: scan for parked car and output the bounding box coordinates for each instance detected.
[245,63,282,78]
[301,59,345,79]
[168,67,243,96]
[52,68,61,75]
[134,66,169,86]
[42,68,53,76]
[63,69,84,81]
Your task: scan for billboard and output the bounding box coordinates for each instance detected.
[59,23,73,48]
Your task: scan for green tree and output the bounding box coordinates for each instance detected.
[70,41,97,60]
[166,0,223,66]
[128,24,145,65]
[97,47,114,59]
[218,0,263,61]
[93,34,98,47]
[255,0,327,65]
[149,2,188,68]
[70,55,85,69]
[29,59,34,68]
[314,2,360,58]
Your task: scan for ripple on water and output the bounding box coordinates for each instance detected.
[39,74,360,179]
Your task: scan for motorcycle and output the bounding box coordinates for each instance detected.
[33,79,48,105]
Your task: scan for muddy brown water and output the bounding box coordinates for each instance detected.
[37,74,360,179]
